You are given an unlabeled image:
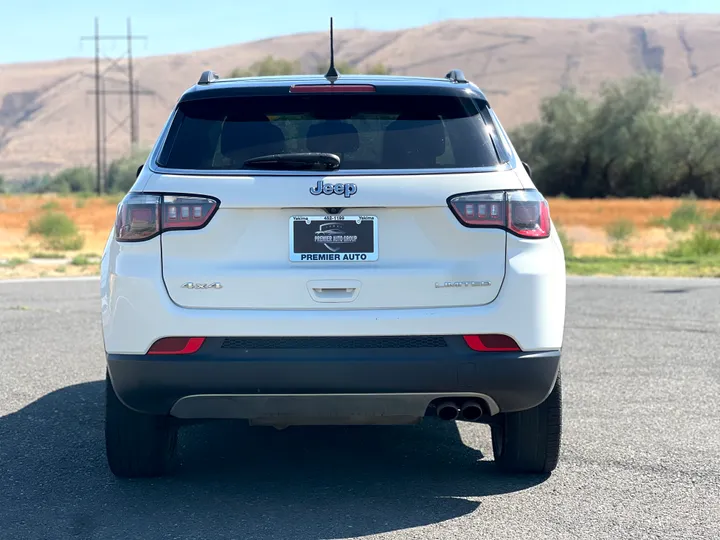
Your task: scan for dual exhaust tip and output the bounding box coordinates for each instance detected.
[435,400,484,422]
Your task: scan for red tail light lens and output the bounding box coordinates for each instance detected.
[463,335,521,352]
[115,193,219,242]
[448,190,551,239]
[450,191,506,226]
[115,194,161,242]
[162,195,218,231]
[148,337,205,355]
[507,191,551,238]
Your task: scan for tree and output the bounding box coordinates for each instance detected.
[509,74,720,199]
[230,56,302,78]
[229,55,392,78]
[0,175,5,194]
[43,166,95,193]
[316,60,392,75]
[106,148,151,194]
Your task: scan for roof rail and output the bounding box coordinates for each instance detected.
[445,69,467,83]
[198,70,220,85]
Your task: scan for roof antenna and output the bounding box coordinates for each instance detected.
[324,17,339,83]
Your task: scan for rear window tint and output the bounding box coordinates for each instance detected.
[157,94,504,171]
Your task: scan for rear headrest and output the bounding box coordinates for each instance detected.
[220,119,285,158]
[383,114,446,167]
[305,121,360,155]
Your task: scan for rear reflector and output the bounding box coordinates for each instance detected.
[148,337,205,355]
[463,335,521,352]
[289,84,376,93]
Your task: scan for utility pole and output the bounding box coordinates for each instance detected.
[93,17,101,195]
[127,18,137,147]
[81,17,152,194]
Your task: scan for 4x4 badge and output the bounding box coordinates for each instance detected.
[310,180,357,198]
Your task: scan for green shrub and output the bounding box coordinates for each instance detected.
[666,230,720,258]
[710,210,720,222]
[106,148,150,194]
[647,216,668,227]
[27,211,85,251]
[606,219,635,256]
[30,252,65,259]
[664,201,704,232]
[55,265,67,273]
[606,219,635,242]
[70,254,91,266]
[41,167,95,193]
[41,200,61,211]
[28,211,77,237]
[653,202,720,231]
[45,235,85,251]
[0,257,26,268]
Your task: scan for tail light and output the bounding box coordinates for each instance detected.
[448,190,551,239]
[463,335,521,352]
[148,337,205,355]
[115,193,219,242]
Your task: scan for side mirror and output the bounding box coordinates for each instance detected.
[522,161,532,178]
[136,165,143,178]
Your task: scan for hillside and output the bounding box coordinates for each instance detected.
[1,13,720,180]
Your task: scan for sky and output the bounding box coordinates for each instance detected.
[0,0,718,64]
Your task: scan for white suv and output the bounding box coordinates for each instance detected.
[101,68,566,478]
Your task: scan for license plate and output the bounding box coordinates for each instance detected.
[289,216,378,262]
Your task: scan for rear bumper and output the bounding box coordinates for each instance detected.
[106,336,561,419]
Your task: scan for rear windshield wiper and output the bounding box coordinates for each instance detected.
[243,152,341,171]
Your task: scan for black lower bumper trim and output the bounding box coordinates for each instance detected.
[106,336,561,416]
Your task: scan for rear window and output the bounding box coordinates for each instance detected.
[157,93,506,171]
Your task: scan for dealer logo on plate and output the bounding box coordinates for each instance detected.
[314,223,358,252]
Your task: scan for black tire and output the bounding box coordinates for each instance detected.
[491,371,562,474]
[105,371,178,478]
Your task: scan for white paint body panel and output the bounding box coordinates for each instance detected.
[100,224,566,354]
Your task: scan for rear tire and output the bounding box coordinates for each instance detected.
[105,371,178,478]
[491,371,562,474]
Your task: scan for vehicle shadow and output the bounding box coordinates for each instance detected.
[0,381,548,540]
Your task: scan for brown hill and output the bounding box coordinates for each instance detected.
[1,13,719,180]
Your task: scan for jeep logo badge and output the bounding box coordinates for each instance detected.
[309,180,357,198]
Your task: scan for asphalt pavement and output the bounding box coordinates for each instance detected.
[0,276,718,540]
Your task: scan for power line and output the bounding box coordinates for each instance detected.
[81,17,153,194]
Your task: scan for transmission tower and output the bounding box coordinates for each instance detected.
[81,17,155,194]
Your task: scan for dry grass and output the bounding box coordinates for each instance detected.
[547,198,720,229]
[0,194,115,258]
[3,195,719,265]
[549,198,720,257]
